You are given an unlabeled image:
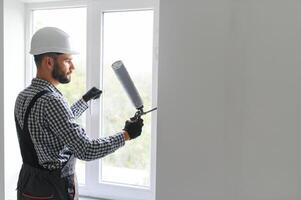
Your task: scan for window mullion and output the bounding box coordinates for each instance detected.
[85,0,103,187]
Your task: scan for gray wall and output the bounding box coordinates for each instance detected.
[157,0,230,199]
[156,0,301,200]
[234,1,301,199]
[0,0,4,199]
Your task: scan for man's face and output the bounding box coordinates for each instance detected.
[51,54,75,84]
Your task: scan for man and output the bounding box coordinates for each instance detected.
[14,27,143,199]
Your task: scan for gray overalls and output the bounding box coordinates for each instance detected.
[15,90,77,200]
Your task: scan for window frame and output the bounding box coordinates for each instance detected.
[25,0,158,199]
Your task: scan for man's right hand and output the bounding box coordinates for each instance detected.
[123,118,144,140]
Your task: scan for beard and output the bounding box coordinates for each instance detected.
[52,60,71,84]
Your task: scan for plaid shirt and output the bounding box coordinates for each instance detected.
[14,78,125,170]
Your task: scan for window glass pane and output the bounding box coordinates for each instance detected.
[33,7,87,185]
[101,10,154,186]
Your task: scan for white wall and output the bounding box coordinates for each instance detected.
[3,0,24,199]
[0,0,5,199]
[157,0,301,200]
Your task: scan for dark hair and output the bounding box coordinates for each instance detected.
[34,52,63,68]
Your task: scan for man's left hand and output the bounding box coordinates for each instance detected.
[82,87,102,102]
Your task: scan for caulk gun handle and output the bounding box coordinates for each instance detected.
[132,110,142,121]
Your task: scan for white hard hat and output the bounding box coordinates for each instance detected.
[30,27,79,55]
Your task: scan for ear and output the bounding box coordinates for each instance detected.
[43,56,54,70]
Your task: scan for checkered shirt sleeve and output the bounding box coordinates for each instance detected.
[45,95,125,161]
[70,98,89,119]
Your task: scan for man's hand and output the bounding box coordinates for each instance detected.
[123,117,144,140]
[82,87,102,102]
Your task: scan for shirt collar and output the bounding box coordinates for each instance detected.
[31,78,62,95]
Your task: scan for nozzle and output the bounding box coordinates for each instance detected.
[132,107,157,120]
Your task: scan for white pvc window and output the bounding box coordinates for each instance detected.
[26,0,157,199]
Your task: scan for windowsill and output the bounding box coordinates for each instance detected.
[79,196,109,200]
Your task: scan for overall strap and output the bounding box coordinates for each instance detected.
[15,90,51,169]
